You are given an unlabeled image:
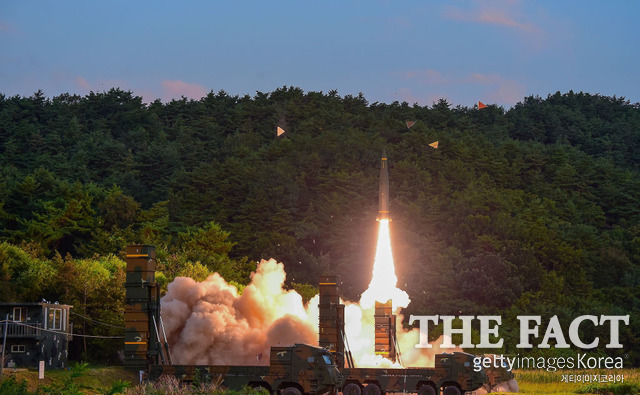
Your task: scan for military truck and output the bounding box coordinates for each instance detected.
[339,352,486,395]
[127,249,503,394]
[149,345,485,395]
[148,343,342,395]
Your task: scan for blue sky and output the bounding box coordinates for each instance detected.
[1,1,639,108]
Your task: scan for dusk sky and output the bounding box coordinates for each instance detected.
[1,1,639,108]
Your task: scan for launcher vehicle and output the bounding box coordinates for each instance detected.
[149,343,342,395]
[124,246,506,395]
[148,345,485,395]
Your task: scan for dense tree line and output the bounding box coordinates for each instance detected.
[0,88,639,364]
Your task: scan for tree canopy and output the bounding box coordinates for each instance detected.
[0,88,639,363]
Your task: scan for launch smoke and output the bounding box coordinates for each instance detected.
[161,259,318,365]
[161,258,457,367]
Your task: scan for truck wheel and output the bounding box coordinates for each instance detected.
[417,384,436,395]
[343,383,362,395]
[363,384,381,395]
[443,386,461,395]
[282,387,302,395]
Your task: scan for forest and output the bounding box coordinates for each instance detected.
[0,87,639,365]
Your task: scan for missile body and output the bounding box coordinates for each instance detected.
[377,152,390,221]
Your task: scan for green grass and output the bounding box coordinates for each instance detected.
[1,366,639,394]
[510,368,640,395]
[0,364,137,394]
[0,367,266,395]
[123,375,269,395]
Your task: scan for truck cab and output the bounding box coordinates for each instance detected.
[434,352,487,394]
[268,343,342,395]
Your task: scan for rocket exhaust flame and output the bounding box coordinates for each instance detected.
[363,153,409,309]
[155,150,518,389]
[161,256,453,368]
[160,154,460,369]
[360,219,409,310]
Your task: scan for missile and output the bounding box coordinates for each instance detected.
[377,151,390,221]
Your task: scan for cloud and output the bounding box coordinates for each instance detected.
[70,76,208,103]
[398,69,525,106]
[465,72,525,104]
[389,16,412,29]
[71,76,127,92]
[71,76,158,103]
[0,22,12,33]
[444,0,540,34]
[162,80,208,101]
[73,76,129,93]
[393,88,450,107]
[400,69,448,85]
[490,78,526,105]
[466,72,505,85]
[394,88,425,106]
[476,9,534,31]
[75,76,91,90]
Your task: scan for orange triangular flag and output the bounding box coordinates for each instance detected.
[429,141,439,149]
[478,101,487,109]
[406,120,416,129]
[277,126,286,137]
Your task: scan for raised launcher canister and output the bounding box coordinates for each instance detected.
[124,245,170,370]
[374,300,397,362]
[318,275,351,368]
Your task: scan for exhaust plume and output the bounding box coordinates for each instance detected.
[161,257,457,368]
[161,259,318,365]
[360,219,409,309]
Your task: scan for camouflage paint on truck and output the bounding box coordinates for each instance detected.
[150,346,486,395]
[130,247,504,394]
[341,352,486,395]
[480,354,516,393]
[149,344,341,395]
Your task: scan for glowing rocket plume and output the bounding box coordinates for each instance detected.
[360,219,410,310]
[161,256,454,368]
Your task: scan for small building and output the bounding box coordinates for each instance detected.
[0,302,73,369]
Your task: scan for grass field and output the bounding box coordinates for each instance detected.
[499,369,640,395]
[0,364,137,394]
[0,365,638,394]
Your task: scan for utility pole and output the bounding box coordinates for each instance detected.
[1,314,8,377]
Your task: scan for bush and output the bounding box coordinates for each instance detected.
[0,376,30,395]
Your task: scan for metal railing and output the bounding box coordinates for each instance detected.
[0,322,43,338]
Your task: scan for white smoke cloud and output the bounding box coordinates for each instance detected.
[161,258,457,368]
[161,259,317,365]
